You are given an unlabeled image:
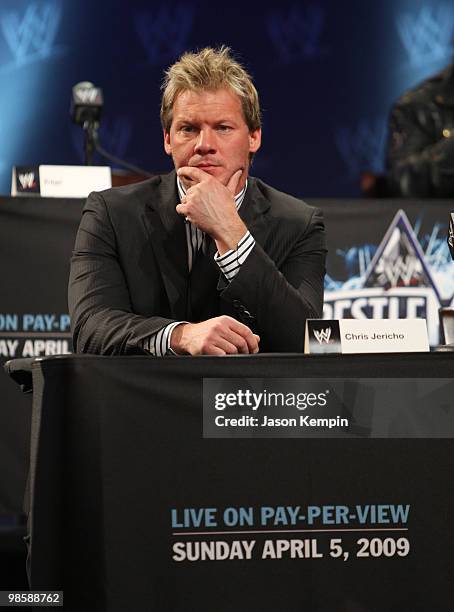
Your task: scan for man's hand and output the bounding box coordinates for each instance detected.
[170,315,260,355]
[176,167,247,254]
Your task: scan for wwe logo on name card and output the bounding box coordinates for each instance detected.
[266,4,326,63]
[13,165,40,195]
[18,172,36,190]
[0,2,62,68]
[134,4,194,65]
[335,117,387,177]
[305,320,341,354]
[396,4,454,68]
[313,327,332,344]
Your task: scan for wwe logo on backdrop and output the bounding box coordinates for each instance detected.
[18,172,35,189]
[363,210,440,297]
[134,4,194,65]
[266,5,325,62]
[0,2,62,67]
[313,328,332,344]
[335,117,387,178]
[396,4,454,68]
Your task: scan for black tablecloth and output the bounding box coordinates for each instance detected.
[19,353,454,611]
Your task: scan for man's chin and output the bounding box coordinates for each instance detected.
[176,164,230,188]
[196,165,232,185]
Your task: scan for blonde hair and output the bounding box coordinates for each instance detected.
[161,46,261,133]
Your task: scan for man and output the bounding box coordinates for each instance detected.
[386,63,454,197]
[69,47,326,355]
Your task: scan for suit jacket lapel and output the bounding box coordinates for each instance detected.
[143,171,189,319]
[239,177,271,248]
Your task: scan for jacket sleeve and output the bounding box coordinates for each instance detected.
[386,103,454,197]
[220,207,326,352]
[68,192,175,355]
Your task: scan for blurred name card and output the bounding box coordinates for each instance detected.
[305,319,429,354]
[12,165,111,198]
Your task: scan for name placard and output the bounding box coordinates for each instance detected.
[305,319,429,354]
[12,165,112,198]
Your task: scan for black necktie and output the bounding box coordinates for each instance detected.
[188,236,220,321]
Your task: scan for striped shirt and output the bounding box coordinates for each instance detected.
[142,177,256,356]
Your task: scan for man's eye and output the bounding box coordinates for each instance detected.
[180,126,195,133]
[217,125,232,132]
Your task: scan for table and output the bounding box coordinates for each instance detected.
[12,352,454,611]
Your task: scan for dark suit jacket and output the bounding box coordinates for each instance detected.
[68,171,326,354]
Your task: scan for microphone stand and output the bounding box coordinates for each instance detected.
[83,120,98,166]
[82,120,153,177]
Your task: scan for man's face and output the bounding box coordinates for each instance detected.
[164,87,261,193]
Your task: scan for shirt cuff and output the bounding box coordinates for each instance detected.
[214,231,255,282]
[141,321,186,356]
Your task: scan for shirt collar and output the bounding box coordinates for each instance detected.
[177,176,248,210]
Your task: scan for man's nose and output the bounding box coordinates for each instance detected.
[194,128,216,154]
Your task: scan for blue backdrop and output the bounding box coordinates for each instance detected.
[0,0,453,197]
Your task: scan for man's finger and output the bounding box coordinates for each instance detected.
[224,316,257,338]
[205,346,226,356]
[244,332,259,354]
[177,166,209,184]
[220,329,252,354]
[175,203,189,216]
[212,337,240,355]
[226,169,243,195]
[223,318,259,353]
[231,329,259,354]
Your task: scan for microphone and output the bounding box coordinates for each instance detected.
[70,81,103,127]
[70,82,103,165]
[70,81,153,176]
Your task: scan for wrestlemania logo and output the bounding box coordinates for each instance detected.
[323,209,452,346]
